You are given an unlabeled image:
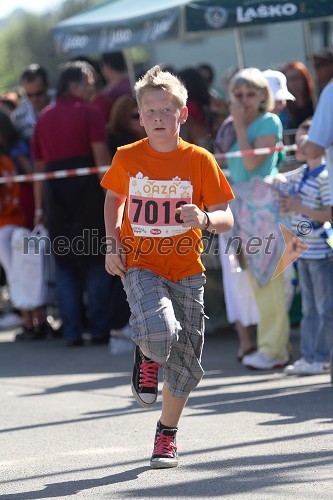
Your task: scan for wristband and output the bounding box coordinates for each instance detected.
[202,210,210,231]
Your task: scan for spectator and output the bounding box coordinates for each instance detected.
[297,72,333,217]
[262,69,295,128]
[100,51,132,103]
[215,67,290,370]
[72,55,113,124]
[107,94,146,157]
[11,64,54,143]
[106,93,146,351]
[0,92,19,115]
[282,61,315,129]
[32,60,113,347]
[198,63,215,90]
[0,111,34,229]
[0,154,50,339]
[9,66,57,336]
[262,69,295,173]
[312,48,333,93]
[177,67,213,148]
[220,66,239,100]
[198,63,228,138]
[279,119,333,376]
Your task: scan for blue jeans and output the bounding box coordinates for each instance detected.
[298,258,333,363]
[55,262,113,341]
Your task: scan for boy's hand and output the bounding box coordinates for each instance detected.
[105,244,127,278]
[272,173,287,186]
[280,193,302,213]
[176,204,207,229]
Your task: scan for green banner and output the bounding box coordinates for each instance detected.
[186,0,333,32]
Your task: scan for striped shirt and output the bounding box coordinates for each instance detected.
[285,163,333,259]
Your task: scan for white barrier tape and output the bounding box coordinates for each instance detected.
[0,144,297,184]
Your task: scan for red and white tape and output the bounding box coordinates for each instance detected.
[0,165,109,184]
[214,143,297,159]
[0,144,297,184]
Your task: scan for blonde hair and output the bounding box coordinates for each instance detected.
[134,65,188,108]
[229,67,274,112]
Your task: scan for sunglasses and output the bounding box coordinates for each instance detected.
[233,91,258,99]
[131,112,140,119]
[26,90,46,98]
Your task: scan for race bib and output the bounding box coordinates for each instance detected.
[128,177,193,237]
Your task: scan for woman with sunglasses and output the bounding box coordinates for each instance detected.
[215,67,290,370]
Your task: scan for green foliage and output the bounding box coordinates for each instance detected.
[55,0,103,21]
[0,0,102,91]
[0,14,60,90]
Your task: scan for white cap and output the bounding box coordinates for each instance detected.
[262,69,295,101]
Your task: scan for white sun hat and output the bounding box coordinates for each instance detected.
[262,69,295,101]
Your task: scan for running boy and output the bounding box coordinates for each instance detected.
[279,119,333,376]
[101,66,234,468]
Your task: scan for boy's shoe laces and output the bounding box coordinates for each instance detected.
[140,357,160,388]
[153,431,177,457]
[150,425,178,468]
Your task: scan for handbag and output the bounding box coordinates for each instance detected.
[214,115,236,154]
[10,225,56,309]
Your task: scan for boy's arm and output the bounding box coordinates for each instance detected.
[280,195,331,223]
[177,202,234,234]
[104,189,127,277]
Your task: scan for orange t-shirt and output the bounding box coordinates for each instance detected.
[0,155,26,228]
[101,137,234,281]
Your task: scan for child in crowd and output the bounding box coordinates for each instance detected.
[279,119,333,375]
[101,66,234,468]
[0,154,49,339]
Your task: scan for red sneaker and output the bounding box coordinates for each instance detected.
[150,421,178,469]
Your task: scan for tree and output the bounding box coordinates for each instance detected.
[0,0,102,91]
[0,15,55,90]
[56,0,102,21]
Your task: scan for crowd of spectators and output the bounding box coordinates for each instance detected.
[0,48,332,375]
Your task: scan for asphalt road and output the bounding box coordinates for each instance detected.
[0,325,332,499]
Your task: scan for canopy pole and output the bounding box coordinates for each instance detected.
[124,48,136,96]
[179,4,185,39]
[303,20,318,105]
[234,29,245,69]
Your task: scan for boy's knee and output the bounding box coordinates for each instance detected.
[139,339,174,364]
[131,316,180,363]
[164,364,204,396]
